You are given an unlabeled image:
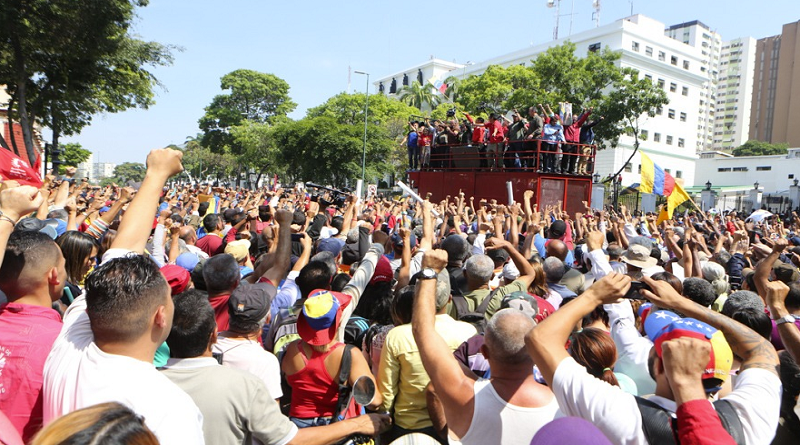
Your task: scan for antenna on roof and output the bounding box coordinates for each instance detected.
[592,0,601,27]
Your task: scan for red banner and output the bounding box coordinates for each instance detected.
[0,148,43,187]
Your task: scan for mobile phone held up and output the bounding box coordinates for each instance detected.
[623,281,651,300]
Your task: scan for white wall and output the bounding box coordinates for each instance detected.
[696,149,800,194]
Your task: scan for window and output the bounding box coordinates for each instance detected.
[656,107,663,115]
[588,42,601,53]
[654,133,661,142]
[657,79,665,89]
[756,166,772,171]
[645,46,653,57]
[670,82,677,92]
[683,60,690,70]
[645,74,653,82]
[665,168,671,174]
[718,167,731,172]
[666,136,673,145]
[658,51,666,61]
[632,41,640,52]
[668,109,675,119]
[680,112,687,122]
[732,167,748,172]
[682,86,689,96]
[624,162,632,172]
[678,138,685,147]
[671,56,678,65]
[790,174,795,179]
[676,171,683,179]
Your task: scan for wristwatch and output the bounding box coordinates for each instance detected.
[774,314,797,326]
[418,268,438,280]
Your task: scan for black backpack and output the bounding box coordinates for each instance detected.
[635,396,744,445]
[452,288,499,334]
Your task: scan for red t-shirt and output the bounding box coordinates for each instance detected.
[208,294,231,332]
[196,233,224,257]
[418,134,432,147]
[472,126,485,144]
[0,303,62,441]
[488,121,503,143]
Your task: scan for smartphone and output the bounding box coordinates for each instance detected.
[291,233,303,242]
[623,281,651,299]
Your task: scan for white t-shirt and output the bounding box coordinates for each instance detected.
[551,357,781,445]
[213,335,282,399]
[42,295,205,445]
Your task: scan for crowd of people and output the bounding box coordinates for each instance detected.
[0,147,798,444]
[401,103,604,175]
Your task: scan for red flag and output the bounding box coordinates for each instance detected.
[0,148,43,187]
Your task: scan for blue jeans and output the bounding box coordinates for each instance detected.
[407,145,419,170]
[290,416,333,428]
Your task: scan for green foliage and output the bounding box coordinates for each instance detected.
[180,135,236,182]
[430,102,466,121]
[199,69,297,154]
[231,121,282,185]
[0,0,174,164]
[397,81,441,110]
[272,116,393,188]
[459,65,540,114]
[59,143,91,174]
[112,162,146,183]
[307,92,421,127]
[597,67,668,149]
[732,140,789,157]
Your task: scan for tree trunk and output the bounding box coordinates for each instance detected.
[11,36,37,166]
[7,96,20,156]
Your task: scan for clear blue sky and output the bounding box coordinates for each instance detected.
[62,0,797,165]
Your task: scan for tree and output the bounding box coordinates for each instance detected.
[307,92,421,127]
[397,81,440,111]
[732,140,789,157]
[112,162,146,184]
[459,64,540,114]
[0,0,174,165]
[272,116,393,188]
[230,121,282,188]
[443,76,462,103]
[180,134,236,183]
[199,69,297,154]
[599,67,669,179]
[59,143,91,174]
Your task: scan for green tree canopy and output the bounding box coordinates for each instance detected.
[180,135,236,182]
[230,121,282,187]
[307,92,421,127]
[397,81,441,111]
[112,162,146,183]
[59,143,91,174]
[0,0,174,164]
[272,116,393,188]
[199,69,297,154]
[732,140,789,157]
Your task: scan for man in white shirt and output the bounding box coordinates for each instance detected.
[42,149,205,445]
[526,272,782,445]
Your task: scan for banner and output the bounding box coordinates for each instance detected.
[0,148,43,187]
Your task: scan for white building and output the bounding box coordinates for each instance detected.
[374,14,711,187]
[92,162,116,181]
[373,58,464,101]
[76,153,93,181]
[713,37,757,150]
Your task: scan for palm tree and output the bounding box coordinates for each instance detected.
[443,76,462,103]
[398,81,440,110]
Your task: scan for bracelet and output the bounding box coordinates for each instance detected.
[0,210,17,226]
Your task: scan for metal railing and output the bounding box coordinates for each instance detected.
[408,138,598,175]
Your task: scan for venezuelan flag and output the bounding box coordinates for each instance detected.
[639,152,675,197]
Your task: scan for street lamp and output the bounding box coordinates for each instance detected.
[754,181,759,190]
[705,181,712,190]
[353,71,370,193]
[593,173,601,183]
[793,179,798,187]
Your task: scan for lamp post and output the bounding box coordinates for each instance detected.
[593,173,600,183]
[705,180,712,191]
[354,71,370,194]
[754,181,759,190]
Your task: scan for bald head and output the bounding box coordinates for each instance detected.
[545,239,568,261]
[484,309,536,365]
[179,226,197,245]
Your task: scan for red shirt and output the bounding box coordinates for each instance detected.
[472,126,485,144]
[0,303,62,441]
[418,134,432,147]
[208,294,231,332]
[676,399,737,445]
[488,121,503,143]
[196,233,224,257]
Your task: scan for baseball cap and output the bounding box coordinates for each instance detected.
[318,237,345,257]
[224,239,251,262]
[297,290,352,346]
[621,244,658,269]
[228,283,271,325]
[369,256,394,285]
[789,236,800,246]
[531,417,613,445]
[160,264,191,296]
[175,252,200,272]
[501,291,539,321]
[772,261,799,284]
[391,232,417,250]
[549,220,567,238]
[647,316,733,388]
[15,217,59,240]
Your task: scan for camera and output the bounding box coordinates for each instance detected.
[446,107,456,118]
[304,182,349,208]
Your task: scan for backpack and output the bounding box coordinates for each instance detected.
[269,309,300,361]
[635,396,745,445]
[452,288,500,334]
[343,316,370,348]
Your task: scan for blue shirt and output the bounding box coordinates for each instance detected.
[407,131,418,148]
